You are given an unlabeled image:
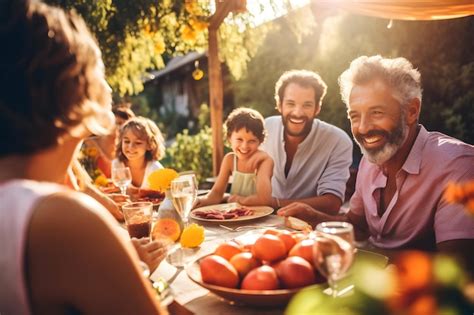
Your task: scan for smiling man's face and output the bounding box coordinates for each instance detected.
[348,79,408,165]
[279,82,320,140]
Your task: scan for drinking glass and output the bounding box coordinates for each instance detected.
[179,173,198,204]
[167,176,198,268]
[112,166,132,195]
[170,176,196,226]
[122,201,153,239]
[312,221,355,298]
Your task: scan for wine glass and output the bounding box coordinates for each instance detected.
[169,176,196,226]
[179,173,198,204]
[112,166,132,195]
[167,176,197,268]
[312,221,355,298]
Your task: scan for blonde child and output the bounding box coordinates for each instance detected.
[113,116,166,189]
[197,108,273,207]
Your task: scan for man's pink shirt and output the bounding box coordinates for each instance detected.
[350,125,474,250]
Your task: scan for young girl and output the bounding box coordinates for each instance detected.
[113,116,166,189]
[197,108,273,207]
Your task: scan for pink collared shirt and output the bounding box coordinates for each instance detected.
[350,125,474,250]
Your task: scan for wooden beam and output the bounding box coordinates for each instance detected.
[209,0,236,30]
[208,26,224,176]
[208,0,242,176]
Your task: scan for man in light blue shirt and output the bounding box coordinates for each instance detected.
[261,70,353,214]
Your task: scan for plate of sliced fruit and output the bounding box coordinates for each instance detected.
[190,203,274,222]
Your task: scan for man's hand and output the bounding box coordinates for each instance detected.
[278,202,349,229]
[277,202,325,227]
[131,237,167,272]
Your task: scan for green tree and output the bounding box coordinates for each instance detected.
[233,12,474,149]
[45,0,304,96]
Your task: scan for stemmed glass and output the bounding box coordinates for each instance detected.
[312,221,355,298]
[166,176,197,268]
[179,173,198,205]
[112,166,132,195]
[170,176,196,227]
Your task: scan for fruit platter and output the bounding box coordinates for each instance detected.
[185,229,326,306]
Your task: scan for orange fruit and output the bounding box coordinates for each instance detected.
[263,228,280,236]
[152,218,181,242]
[229,252,261,278]
[289,239,316,265]
[200,255,239,288]
[252,234,287,262]
[180,223,205,248]
[276,256,315,289]
[241,265,279,290]
[277,231,297,253]
[214,241,243,261]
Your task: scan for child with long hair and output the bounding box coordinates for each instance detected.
[196,108,273,207]
[113,116,166,189]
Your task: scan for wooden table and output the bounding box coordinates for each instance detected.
[151,214,288,315]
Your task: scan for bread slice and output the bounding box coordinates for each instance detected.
[285,216,312,231]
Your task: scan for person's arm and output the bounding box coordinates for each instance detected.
[276,194,343,215]
[276,202,347,228]
[83,182,125,221]
[230,156,273,206]
[194,154,232,208]
[26,191,165,314]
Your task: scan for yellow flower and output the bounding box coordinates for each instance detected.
[94,174,109,187]
[147,168,179,192]
[181,25,197,42]
[154,36,166,55]
[189,18,208,32]
[185,1,199,15]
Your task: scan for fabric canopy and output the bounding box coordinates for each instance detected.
[311,0,474,20]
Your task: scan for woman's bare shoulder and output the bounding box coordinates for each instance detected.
[30,190,122,245]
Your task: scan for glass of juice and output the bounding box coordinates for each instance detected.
[122,202,153,239]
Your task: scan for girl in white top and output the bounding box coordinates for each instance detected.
[113,117,165,189]
[196,108,274,207]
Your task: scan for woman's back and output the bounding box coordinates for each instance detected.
[0,180,65,315]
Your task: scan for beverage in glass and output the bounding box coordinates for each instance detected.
[122,202,153,239]
[170,176,196,226]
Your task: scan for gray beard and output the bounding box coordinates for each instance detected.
[357,118,409,166]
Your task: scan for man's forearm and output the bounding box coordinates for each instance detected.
[280,194,343,215]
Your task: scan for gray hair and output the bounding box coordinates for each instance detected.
[338,55,422,108]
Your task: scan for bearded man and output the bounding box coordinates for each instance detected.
[277,56,474,269]
[261,70,353,214]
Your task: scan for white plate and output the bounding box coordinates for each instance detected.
[190,203,274,222]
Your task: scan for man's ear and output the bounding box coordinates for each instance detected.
[276,102,282,113]
[314,104,321,117]
[406,98,421,125]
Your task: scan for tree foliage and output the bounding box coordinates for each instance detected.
[233,11,474,148]
[44,0,292,96]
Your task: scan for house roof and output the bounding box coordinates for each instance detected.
[145,51,206,82]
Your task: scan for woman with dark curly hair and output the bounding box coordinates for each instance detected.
[0,1,165,314]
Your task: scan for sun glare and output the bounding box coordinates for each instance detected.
[246,0,311,25]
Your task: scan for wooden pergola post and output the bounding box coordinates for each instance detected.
[208,0,246,176]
